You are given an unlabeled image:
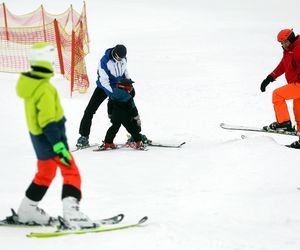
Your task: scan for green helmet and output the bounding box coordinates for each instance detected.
[28,42,55,71]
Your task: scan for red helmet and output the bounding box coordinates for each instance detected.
[277,29,293,42]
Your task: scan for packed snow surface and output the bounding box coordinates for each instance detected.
[1,0,300,249]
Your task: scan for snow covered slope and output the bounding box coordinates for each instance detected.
[1,0,300,249]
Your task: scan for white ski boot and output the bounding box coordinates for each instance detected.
[62,196,96,230]
[17,196,56,225]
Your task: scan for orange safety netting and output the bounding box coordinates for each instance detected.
[0,2,90,95]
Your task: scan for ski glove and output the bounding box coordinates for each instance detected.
[260,75,274,92]
[133,115,141,127]
[53,141,72,166]
[120,78,135,85]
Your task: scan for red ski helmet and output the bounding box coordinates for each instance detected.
[277,29,293,42]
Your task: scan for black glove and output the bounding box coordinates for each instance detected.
[260,75,274,92]
[120,78,134,85]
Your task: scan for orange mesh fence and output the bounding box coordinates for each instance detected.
[0,2,90,95]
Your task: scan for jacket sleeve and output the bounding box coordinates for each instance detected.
[36,89,62,146]
[110,88,132,102]
[43,121,63,146]
[37,89,56,129]
[98,58,113,94]
[124,60,130,79]
[270,58,285,80]
[124,69,130,79]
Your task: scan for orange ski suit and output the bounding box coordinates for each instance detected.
[270,35,300,131]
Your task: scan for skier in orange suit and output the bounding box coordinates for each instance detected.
[260,28,300,148]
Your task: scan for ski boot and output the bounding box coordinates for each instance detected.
[263,120,295,132]
[127,134,152,145]
[98,142,118,150]
[17,197,57,226]
[62,197,96,230]
[76,136,89,148]
[288,139,300,149]
[134,141,146,150]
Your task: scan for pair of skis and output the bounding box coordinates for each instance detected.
[220,123,300,137]
[93,142,149,151]
[0,210,148,238]
[72,141,186,152]
[27,216,148,238]
[220,122,300,148]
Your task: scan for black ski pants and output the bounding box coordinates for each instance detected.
[79,87,107,137]
[105,120,141,143]
[104,102,141,143]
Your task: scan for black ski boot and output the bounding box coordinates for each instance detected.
[288,139,300,149]
[76,136,89,148]
[263,120,294,132]
[127,134,152,145]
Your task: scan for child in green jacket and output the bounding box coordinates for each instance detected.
[10,42,94,229]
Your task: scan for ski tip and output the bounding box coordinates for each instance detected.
[138,216,148,224]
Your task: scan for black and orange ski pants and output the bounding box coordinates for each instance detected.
[25,152,82,202]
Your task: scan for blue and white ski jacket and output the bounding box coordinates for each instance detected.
[96,48,130,102]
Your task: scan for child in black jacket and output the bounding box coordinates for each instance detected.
[100,79,144,149]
